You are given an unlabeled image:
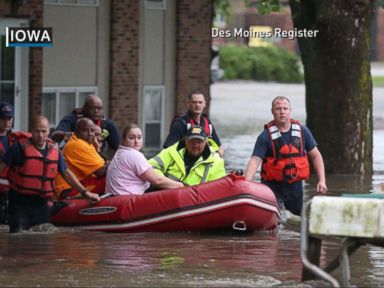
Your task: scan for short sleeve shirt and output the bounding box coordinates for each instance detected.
[106,146,151,195]
[251,124,317,193]
[55,135,105,191]
[252,125,317,159]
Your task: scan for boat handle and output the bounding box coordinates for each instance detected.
[100,193,113,199]
[232,221,247,231]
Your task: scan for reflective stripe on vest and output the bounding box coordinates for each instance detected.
[200,163,212,184]
[261,119,310,183]
[152,156,165,171]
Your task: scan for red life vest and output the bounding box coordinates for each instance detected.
[0,131,32,191]
[261,119,310,183]
[183,114,212,137]
[7,137,59,198]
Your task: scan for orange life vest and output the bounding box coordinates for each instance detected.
[261,119,310,183]
[0,131,32,192]
[7,137,59,198]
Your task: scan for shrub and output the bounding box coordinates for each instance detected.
[219,44,303,83]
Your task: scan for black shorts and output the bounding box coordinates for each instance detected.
[8,190,51,233]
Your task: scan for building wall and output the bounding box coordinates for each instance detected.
[43,1,110,114]
[109,0,140,131]
[0,0,43,129]
[176,0,213,115]
[43,6,98,86]
[140,0,176,149]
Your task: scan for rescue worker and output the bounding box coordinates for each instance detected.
[245,96,327,215]
[0,115,100,233]
[0,102,16,224]
[149,125,226,186]
[163,90,224,156]
[51,94,120,154]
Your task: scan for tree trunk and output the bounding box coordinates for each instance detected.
[289,0,374,175]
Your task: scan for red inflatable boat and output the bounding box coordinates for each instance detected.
[51,175,280,233]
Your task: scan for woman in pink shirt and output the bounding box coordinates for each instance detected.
[106,124,183,195]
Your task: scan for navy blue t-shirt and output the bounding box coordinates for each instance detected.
[54,110,120,151]
[252,125,317,159]
[2,141,67,174]
[0,134,10,158]
[251,124,317,199]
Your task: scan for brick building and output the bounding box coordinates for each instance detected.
[0,0,212,152]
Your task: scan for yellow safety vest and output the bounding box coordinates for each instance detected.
[149,142,226,186]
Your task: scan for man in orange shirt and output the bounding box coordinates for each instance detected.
[55,118,108,198]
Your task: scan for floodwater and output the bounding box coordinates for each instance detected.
[0,82,383,287]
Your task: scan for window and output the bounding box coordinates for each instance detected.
[44,0,99,6]
[145,0,166,10]
[42,87,97,127]
[143,85,163,149]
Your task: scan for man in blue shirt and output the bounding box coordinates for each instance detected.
[163,90,224,156]
[245,96,327,215]
[52,94,120,154]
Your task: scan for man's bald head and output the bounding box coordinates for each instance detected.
[31,115,49,130]
[75,118,95,144]
[30,115,50,149]
[83,94,103,121]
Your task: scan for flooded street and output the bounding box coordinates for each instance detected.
[0,81,383,287]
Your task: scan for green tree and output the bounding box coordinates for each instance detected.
[215,0,378,175]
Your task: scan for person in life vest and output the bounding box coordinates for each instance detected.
[0,102,16,225]
[0,115,100,233]
[163,90,224,156]
[51,94,120,156]
[55,118,109,198]
[149,125,226,187]
[245,96,327,216]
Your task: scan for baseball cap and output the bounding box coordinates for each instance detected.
[186,125,207,140]
[0,102,14,118]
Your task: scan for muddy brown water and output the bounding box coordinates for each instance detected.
[0,82,383,287]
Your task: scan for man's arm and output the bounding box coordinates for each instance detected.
[52,113,76,142]
[307,147,327,194]
[105,120,120,151]
[245,156,262,181]
[141,167,183,189]
[93,161,109,177]
[60,168,100,202]
[207,155,227,182]
[148,153,167,176]
[163,119,185,148]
